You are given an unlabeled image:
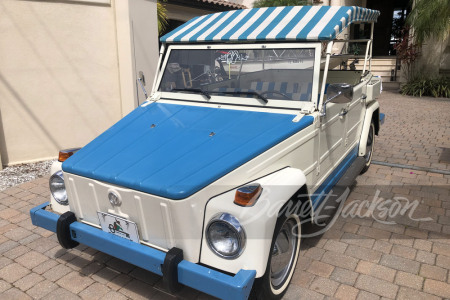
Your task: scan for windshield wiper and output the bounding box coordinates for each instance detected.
[209,90,268,103]
[171,88,211,99]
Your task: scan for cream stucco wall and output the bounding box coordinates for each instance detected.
[0,0,158,166]
[166,4,213,21]
[416,36,450,77]
[0,0,122,165]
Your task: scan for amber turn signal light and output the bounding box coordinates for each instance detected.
[234,183,262,207]
[58,148,81,162]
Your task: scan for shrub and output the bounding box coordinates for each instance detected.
[401,76,450,98]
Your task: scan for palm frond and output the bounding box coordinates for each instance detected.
[406,0,450,45]
[253,0,311,8]
[157,1,168,35]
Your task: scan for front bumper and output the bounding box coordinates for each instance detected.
[30,202,256,300]
[379,112,385,125]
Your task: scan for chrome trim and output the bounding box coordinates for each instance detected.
[270,217,299,289]
[108,190,122,207]
[49,170,68,205]
[206,213,246,259]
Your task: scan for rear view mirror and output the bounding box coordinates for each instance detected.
[327,83,353,103]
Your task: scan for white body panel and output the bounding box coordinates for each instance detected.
[65,173,175,250]
[201,168,306,277]
[359,100,380,156]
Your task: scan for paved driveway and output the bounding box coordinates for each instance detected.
[0,91,449,299]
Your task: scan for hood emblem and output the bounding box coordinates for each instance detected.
[108,191,122,207]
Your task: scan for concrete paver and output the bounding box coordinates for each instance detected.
[0,91,449,299]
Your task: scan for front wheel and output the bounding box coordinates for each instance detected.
[251,208,301,299]
[360,122,375,174]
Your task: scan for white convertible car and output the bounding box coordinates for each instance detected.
[31,6,384,300]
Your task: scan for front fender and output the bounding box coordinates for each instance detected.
[359,101,380,157]
[200,167,307,277]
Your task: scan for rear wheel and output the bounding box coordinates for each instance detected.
[251,205,301,299]
[360,122,375,174]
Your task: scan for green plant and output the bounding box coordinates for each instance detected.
[406,0,450,45]
[157,1,168,35]
[394,28,420,81]
[253,0,310,8]
[349,43,361,55]
[401,76,450,98]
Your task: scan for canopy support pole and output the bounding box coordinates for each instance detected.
[151,44,166,95]
[318,41,333,112]
[369,22,374,71]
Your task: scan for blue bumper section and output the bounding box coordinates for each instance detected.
[379,113,385,125]
[30,203,256,300]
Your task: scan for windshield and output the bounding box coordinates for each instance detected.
[159,48,315,102]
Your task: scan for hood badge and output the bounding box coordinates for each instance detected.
[108,191,122,207]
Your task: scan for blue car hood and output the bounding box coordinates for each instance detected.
[63,103,313,199]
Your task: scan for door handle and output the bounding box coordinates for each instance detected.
[137,71,148,99]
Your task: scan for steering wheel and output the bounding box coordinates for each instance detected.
[259,90,292,100]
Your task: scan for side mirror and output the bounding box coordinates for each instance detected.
[321,83,353,116]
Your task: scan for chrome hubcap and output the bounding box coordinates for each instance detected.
[270,218,299,289]
[364,126,374,163]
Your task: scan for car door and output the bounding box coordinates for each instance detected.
[344,79,369,152]
[316,99,348,194]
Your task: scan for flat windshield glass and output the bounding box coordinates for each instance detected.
[159,48,315,102]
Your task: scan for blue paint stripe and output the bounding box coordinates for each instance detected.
[311,147,358,208]
[276,6,312,40]
[205,10,242,41]
[221,8,260,41]
[189,11,229,42]
[297,6,329,39]
[173,13,215,42]
[160,17,200,42]
[238,7,276,41]
[256,6,292,40]
[318,7,351,40]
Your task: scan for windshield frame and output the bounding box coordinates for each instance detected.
[155,43,322,110]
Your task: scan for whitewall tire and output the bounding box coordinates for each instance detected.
[251,203,301,299]
[360,122,375,174]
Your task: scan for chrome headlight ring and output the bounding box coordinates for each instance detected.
[206,213,246,259]
[49,170,68,205]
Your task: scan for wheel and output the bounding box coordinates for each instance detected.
[251,205,301,299]
[360,122,375,174]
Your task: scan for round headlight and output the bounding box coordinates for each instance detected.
[49,171,68,205]
[206,213,246,259]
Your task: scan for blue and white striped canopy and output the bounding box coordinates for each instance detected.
[160,6,380,43]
